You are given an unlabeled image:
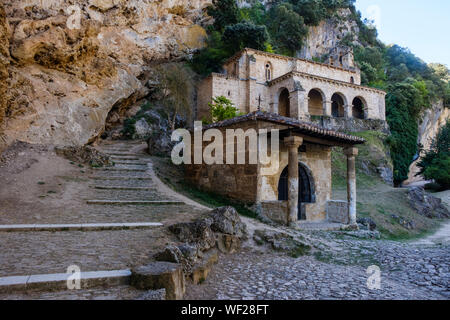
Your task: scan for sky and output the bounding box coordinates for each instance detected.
[355,0,450,66]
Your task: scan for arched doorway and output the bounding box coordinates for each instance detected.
[278,163,315,220]
[278,88,290,117]
[352,97,365,119]
[331,93,345,118]
[308,89,324,116]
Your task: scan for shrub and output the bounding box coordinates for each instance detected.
[208,96,243,122]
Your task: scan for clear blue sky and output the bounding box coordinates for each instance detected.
[355,0,450,66]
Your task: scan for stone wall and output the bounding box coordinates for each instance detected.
[326,200,349,224]
[184,121,261,202]
[310,116,390,134]
[259,201,288,225]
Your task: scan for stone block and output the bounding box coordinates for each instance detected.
[190,250,218,285]
[326,200,349,224]
[131,262,185,300]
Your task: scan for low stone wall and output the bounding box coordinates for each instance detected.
[326,200,349,224]
[310,116,390,134]
[259,201,288,224]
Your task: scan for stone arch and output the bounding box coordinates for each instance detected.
[278,88,290,117]
[277,161,316,220]
[308,88,325,116]
[331,92,347,118]
[352,96,367,119]
[265,61,273,81]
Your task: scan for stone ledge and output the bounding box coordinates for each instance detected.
[88,176,152,180]
[86,200,185,205]
[0,222,163,232]
[0,270,131,293]
[92,168,147,172]
[93,186,155,190]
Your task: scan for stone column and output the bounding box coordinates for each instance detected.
[344,147,358,225]
[345,104,353,118]
[323,100,332,116]
[284,136,303,226]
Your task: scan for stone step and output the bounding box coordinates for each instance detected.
[92,167,147,172]
[111,156,140,161]
[90,173,149,179]
[90,190,162,201]
[0,222,163,232]
[112,161,149,165]
[131,262,185,300]
[86,200,185,205]
[0,269,131,293]
[107,152,142,156]
[89,176,152,181]
[94,186,155,191]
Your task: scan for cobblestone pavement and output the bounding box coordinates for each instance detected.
[185,230,450,300]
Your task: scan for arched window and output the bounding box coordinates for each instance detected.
[265,62,272,81]
[350,76,354,84]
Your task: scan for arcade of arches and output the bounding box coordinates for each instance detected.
[305,89,367,120]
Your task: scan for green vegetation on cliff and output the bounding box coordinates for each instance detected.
[417,120,450,190]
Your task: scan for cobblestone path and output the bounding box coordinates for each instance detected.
[185,229,449,300]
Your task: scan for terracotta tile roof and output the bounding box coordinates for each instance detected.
[204,111,365,145]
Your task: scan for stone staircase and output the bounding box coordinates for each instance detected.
[0,140,207,299]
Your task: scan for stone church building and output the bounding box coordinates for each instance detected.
[198,47,386,122]
[188,48,387,227]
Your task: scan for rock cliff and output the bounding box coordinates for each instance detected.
[404,100,450,185]
[0,0,211,151]
[298,8,360,60]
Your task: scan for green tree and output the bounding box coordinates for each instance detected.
[208,96,243,122]
[222,22,269,54]
[267,3,308,55]
[154,63,195,131]
[190,31,229,76]
[207,0,239,32]
[291,0,326,26]
[417,120,450,189]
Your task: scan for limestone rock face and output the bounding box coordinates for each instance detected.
[404,100,450,185]
[299,8,360,60]
[0,4,9,136]
[0,0,211,150]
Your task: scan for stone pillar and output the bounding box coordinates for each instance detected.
[284,136,303,226]
[323,100,332,116]
[344,147,358,225]
[345,104,353,118]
